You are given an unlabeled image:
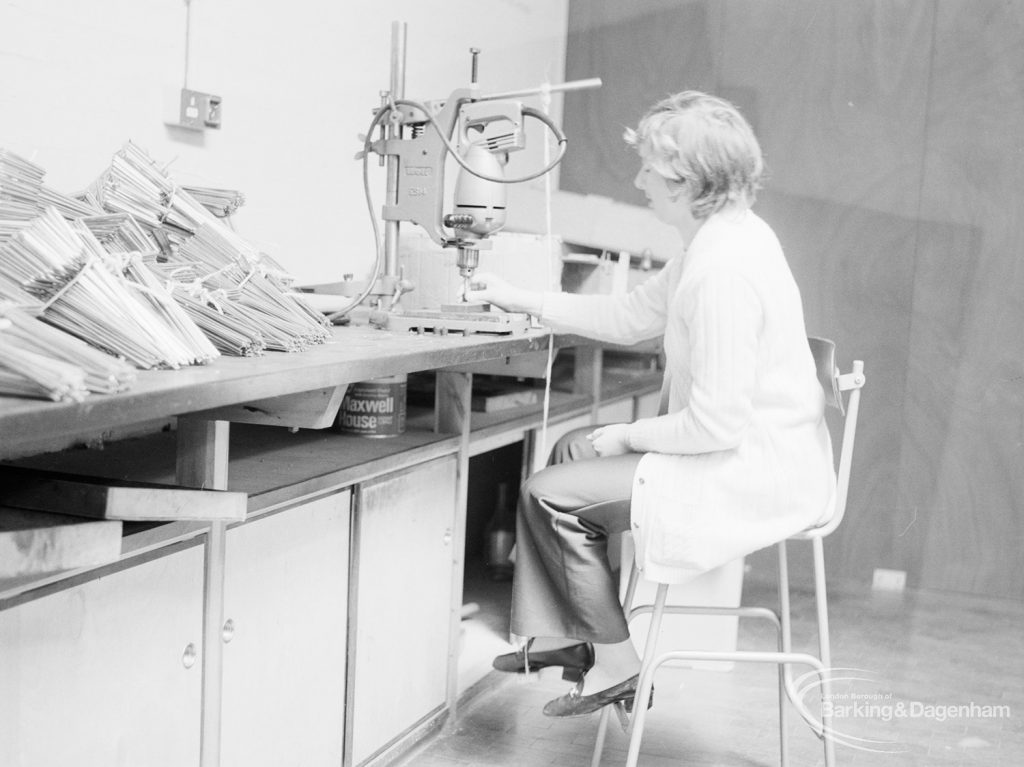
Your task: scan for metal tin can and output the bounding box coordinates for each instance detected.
[336,374,407,437]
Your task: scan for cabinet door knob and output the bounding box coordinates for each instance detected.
[442,529,452,545]
[182,642,198,669]
[222,618,236,644]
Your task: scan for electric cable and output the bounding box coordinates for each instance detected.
[536,83,557,465]
[324,108,390,323]
[330,94,568,320]
[183,0,192,89]
[398,98,568,184]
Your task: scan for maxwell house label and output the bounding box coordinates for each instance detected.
[337,376,407,437]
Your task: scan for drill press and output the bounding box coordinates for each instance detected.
[352,22,600,334]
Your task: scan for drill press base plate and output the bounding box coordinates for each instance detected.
[374,308,531,335]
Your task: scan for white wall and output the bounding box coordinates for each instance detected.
[0,0,569,284]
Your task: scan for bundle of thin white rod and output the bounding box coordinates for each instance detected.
[0,141,331,401]
[40,184,104,220]
[0,301,136,402]
[174,223,327,351]
[75,213,271,355]
[91,142,329,352]
[0,149,45,222]
[80,213,158,257]
[182,185,246,218]
[0,207,219,370]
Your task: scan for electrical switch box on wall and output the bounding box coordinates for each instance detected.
[166,88,222,131]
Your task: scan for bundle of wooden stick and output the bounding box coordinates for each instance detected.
[174,223,329,350]
[80,213,160,258]
[90,142,200,241]
[40,184,104,220]
[0,150,44,222]
[0,268,40,308]
[0,302,136,401]
[0,141,329,376]
[182,185,246,218]
[90,143,329,352]
[0,207,219,370]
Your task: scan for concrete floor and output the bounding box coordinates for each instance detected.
[401,564,1024,766]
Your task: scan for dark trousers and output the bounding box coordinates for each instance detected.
[510,427,643,643]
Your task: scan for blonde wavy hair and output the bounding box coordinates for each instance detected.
[624,91,764,219]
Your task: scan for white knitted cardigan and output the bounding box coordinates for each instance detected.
[540,207,836,582]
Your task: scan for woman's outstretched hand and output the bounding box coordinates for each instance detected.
[462,271,543,316]
[586,424,633,457]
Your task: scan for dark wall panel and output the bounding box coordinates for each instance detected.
[718,1,933,590]
[717,1,934,219]
[910,1,1024,598]
[757,190,918,584]
[562,0,1023,599]
[562,0,721,204]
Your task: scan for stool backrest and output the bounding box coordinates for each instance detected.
[807,336,866,537]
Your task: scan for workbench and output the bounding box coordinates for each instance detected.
[0,324,661,767]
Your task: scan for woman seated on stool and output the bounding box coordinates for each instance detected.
[466,91,836,718]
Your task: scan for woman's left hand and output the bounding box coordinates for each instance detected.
[586,424,633,457]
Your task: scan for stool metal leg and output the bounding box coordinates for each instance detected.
[597,546,838,767]
[625,583,669,767]
[591,563,643,767]
[778,541,832,743]
[777,540,791,767]
[812,536,836,767]
[621,563,642,632]
[591,706,612,767]
[591,703,612,767]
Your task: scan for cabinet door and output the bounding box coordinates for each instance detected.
[0,545,204,767]
[350,457,457,766]
[221,491,351,767]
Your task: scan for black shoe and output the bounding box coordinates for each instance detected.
[541,673,653,718]
[492,640,595,682]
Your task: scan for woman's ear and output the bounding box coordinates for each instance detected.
[666,177,688,202]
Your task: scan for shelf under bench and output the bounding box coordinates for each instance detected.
[1,365,659,601]
[1,423,458,595]
[0,325,587,461]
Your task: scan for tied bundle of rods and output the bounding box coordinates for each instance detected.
[182,185,246,218]
[0,207,219,370]
[40,184,104,221]
[0,150,146,400]
[0,301,136,402]
[0,142,330,401]
[90,143,328,353]
[0,150,45,224]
